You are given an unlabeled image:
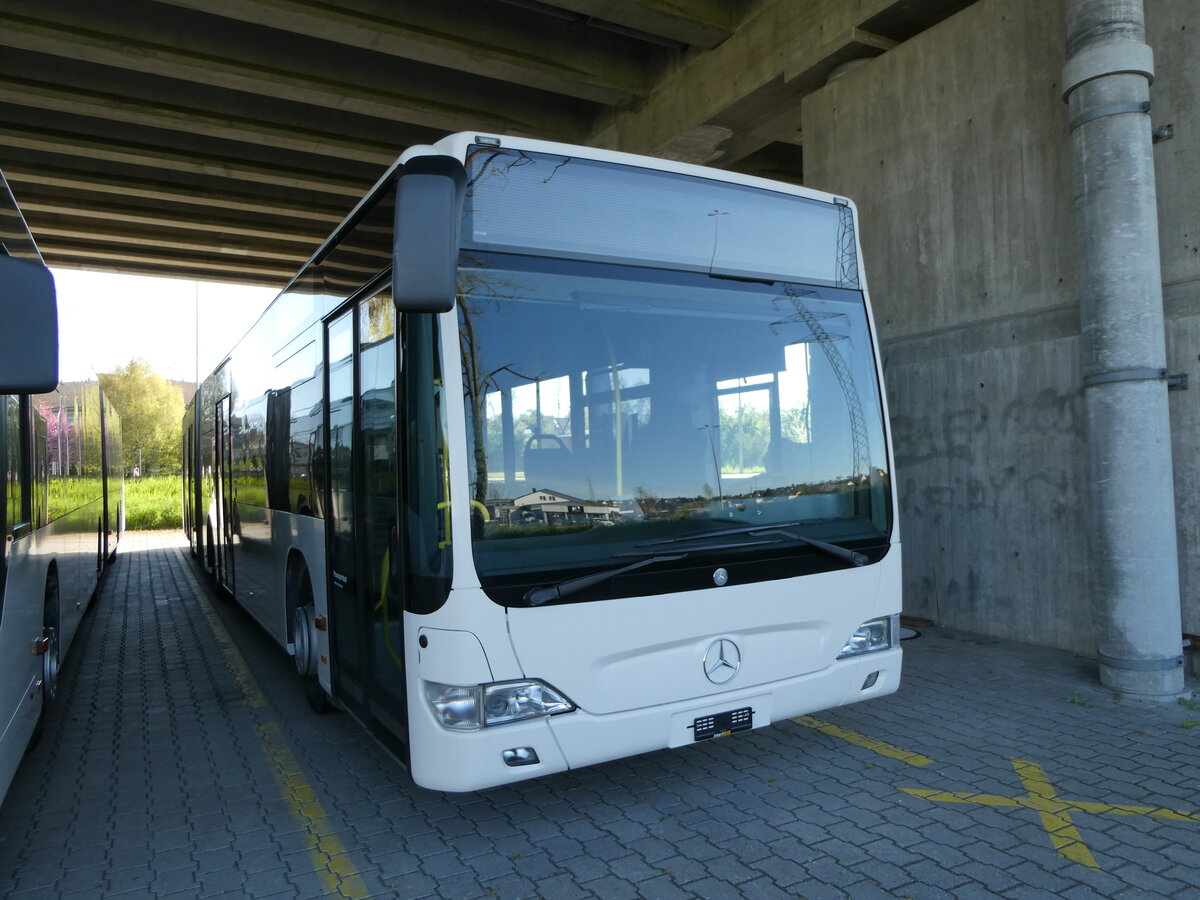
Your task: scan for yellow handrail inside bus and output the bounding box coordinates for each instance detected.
[375,547,404,670]
[435,500,491,547]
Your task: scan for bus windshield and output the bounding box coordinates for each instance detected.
[459,251,892,607]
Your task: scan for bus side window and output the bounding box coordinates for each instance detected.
[33,412,47,529]
[3,396,17,536]
[3,397,33,538]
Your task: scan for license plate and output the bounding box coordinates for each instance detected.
[691,706,753,741]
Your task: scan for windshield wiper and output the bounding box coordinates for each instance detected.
[522,527,867,607]
[639,520,869,567]
[522,538,789,607]
[708,272,777,285]
[524,553,687,607]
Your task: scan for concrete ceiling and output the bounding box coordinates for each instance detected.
[0,0,976,288]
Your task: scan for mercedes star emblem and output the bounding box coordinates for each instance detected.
[703,638,741,685]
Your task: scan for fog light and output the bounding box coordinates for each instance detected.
[861,671,880,690]
[502,747,540,767]
[424,683,481,730]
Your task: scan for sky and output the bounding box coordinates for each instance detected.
[52,268,279,384]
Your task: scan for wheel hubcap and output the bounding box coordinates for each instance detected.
[43,627,59,701]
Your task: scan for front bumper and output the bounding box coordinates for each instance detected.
[407,647,901,792]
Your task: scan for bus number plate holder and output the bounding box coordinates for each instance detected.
[691,706,753,741]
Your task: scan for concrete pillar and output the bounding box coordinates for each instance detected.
[1062,0,1184,698]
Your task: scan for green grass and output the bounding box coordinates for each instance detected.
[124,475,182,530]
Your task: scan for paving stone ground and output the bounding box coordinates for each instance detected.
[0,531,1196,899]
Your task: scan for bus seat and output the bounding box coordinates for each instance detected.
[523,434,577,493]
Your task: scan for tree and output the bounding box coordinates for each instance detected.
[719,403,770,474]
[99,358,185,475]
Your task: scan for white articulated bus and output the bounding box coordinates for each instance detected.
[0,171,124,808]
[184,134,901,792]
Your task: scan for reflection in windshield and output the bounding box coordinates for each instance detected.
[458,251,892,600]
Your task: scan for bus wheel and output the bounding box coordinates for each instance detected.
[41,573,61,705]
[293,573,332,714]
[205,521,215,573]
[29,571,61,750]
[293,602,318,678]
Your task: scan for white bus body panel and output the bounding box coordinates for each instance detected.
[0,538,46,806]
[225,506,331,691]
[228,507,327,644]
[406,551,901,792]
[551,644,899,774]
[508,550,897,714]
[428,132,851,210]
[45,500,104,660]
[0,508,105,806]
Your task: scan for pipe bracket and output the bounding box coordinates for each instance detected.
[1069,100,1151,132]
[1098,651,1184,672]
[1083,367,1167,387]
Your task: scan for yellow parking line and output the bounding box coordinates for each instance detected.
[1066,800,1199,821]
[181,551,370,899]
[901,758,1200,870]
[901,788,1020,807]
[1011,759,1100,870]
[792,715,935,766]
[256,721,371,897]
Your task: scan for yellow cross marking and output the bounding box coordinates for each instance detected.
[901,758,1200,870]
[792,715,934,767]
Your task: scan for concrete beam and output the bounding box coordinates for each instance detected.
[588,0,931,164]
[724,142,804,184]
[0,76,398,165]
[537,0,742,49]
[714,29,896,166]
[47,257,288,288]
[3,163,350,222]
[43,240,298,282]
[0,124,366,198]
[0,12,589,141]
[150,0,649,106]
[16,194,332,245]
[30,219,308,263]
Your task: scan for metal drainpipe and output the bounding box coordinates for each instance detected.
[1062,0,1184,698]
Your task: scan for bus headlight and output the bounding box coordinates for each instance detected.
[484,681,575,726]
[837,614,898,659]
[424,680,576,730]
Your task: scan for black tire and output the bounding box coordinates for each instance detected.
[304,677,333,714]
[295,570,332,714]
[28,571,61,751]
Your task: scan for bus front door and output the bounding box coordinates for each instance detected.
[324,298,408,751]
[325,310,365,710]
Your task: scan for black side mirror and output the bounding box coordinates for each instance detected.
[0,254,58,393]
[393,154,467,313]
